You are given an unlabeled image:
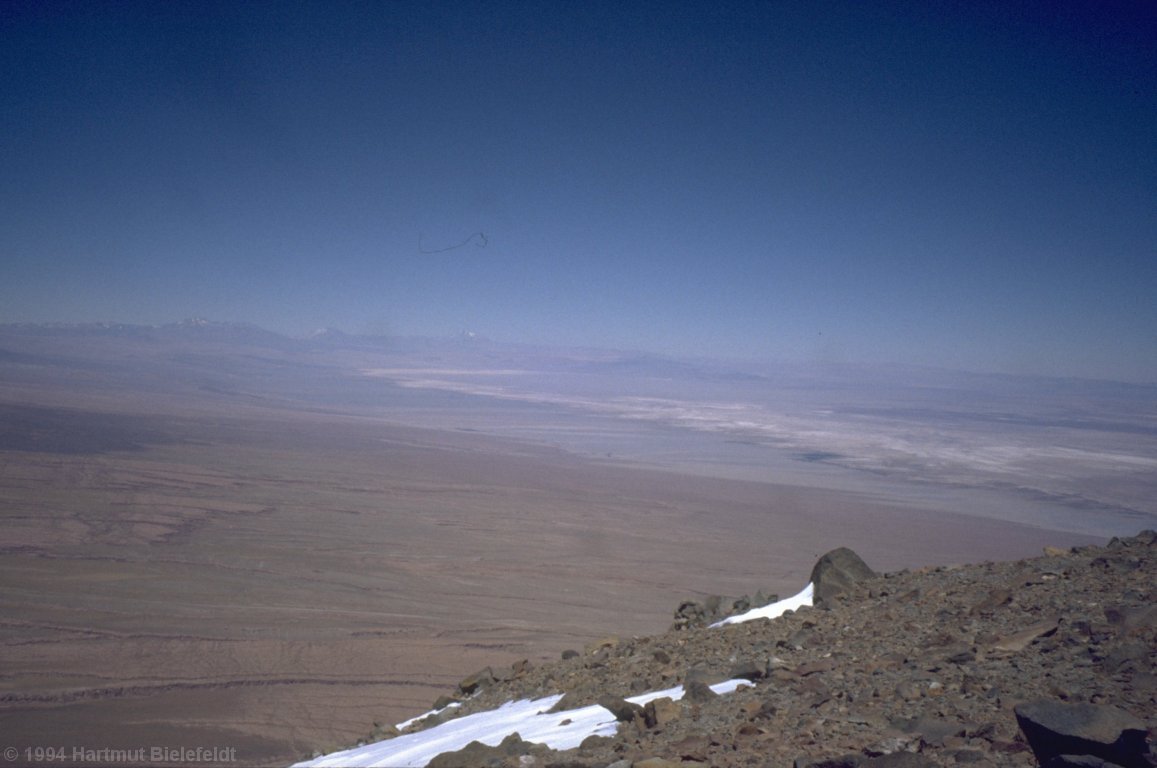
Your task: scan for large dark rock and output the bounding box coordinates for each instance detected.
[1014,700,1151,768]
[810,547,877,605]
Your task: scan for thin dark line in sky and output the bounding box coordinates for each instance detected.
[418,232,488,255]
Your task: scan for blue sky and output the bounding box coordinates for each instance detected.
[2,1,1154,380]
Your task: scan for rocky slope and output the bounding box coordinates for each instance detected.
[346,531,1156,767]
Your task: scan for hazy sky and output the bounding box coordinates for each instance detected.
[2,2,1154,380]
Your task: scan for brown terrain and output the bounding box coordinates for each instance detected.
[380,533,1156,768]
[0,324,1117,766]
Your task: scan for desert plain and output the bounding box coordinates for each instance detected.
[1,323,1150,767]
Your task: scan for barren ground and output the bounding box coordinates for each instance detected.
[0,400,1101,767]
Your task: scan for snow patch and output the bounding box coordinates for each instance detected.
[292,679,753,768]
[292,583,815,767]
[710,582,814,627]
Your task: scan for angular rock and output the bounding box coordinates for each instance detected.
[684,665,726,686]
[683,679,719,703]
[431,694,459,710]
[596,694,643,723]
[547,691,583,714]
[730,659,767,681]
[673,599,707,630]
[867,734,921,757]
[579,734,615,751]
[585,635,619,654]
[970,587,1013,615]
[991,618,1059,653]
[670,733,710,761]
[1014,700,1150,768]
[643,696,681,728]
[945,648,976,664]
[810,547,877,605]
[703,594,723,616]
[457,666,496,695]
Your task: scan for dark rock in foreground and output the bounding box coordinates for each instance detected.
[809,546,878,605]
[1014,700,1151,768]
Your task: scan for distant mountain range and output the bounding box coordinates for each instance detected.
[5,319,1154,394]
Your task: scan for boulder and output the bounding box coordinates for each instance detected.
[683,665,727,686]
[584,635,619,654]
[991,617,1059,654]
[596,694,643,723]
[683,679,719,703]
[672,599,707,630]
[810,547,877,605]
[547,691,583,714]
[730,659,768,681]
[970,587,1014,615]
[673,590,782,629]
[457,666,496,695]
[431,694,459,710]
[643,696,681,728]
[1014,700,1151,768]
[672,595,726,629]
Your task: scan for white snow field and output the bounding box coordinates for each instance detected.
[293,586,814,767]
[710,582,815,627]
